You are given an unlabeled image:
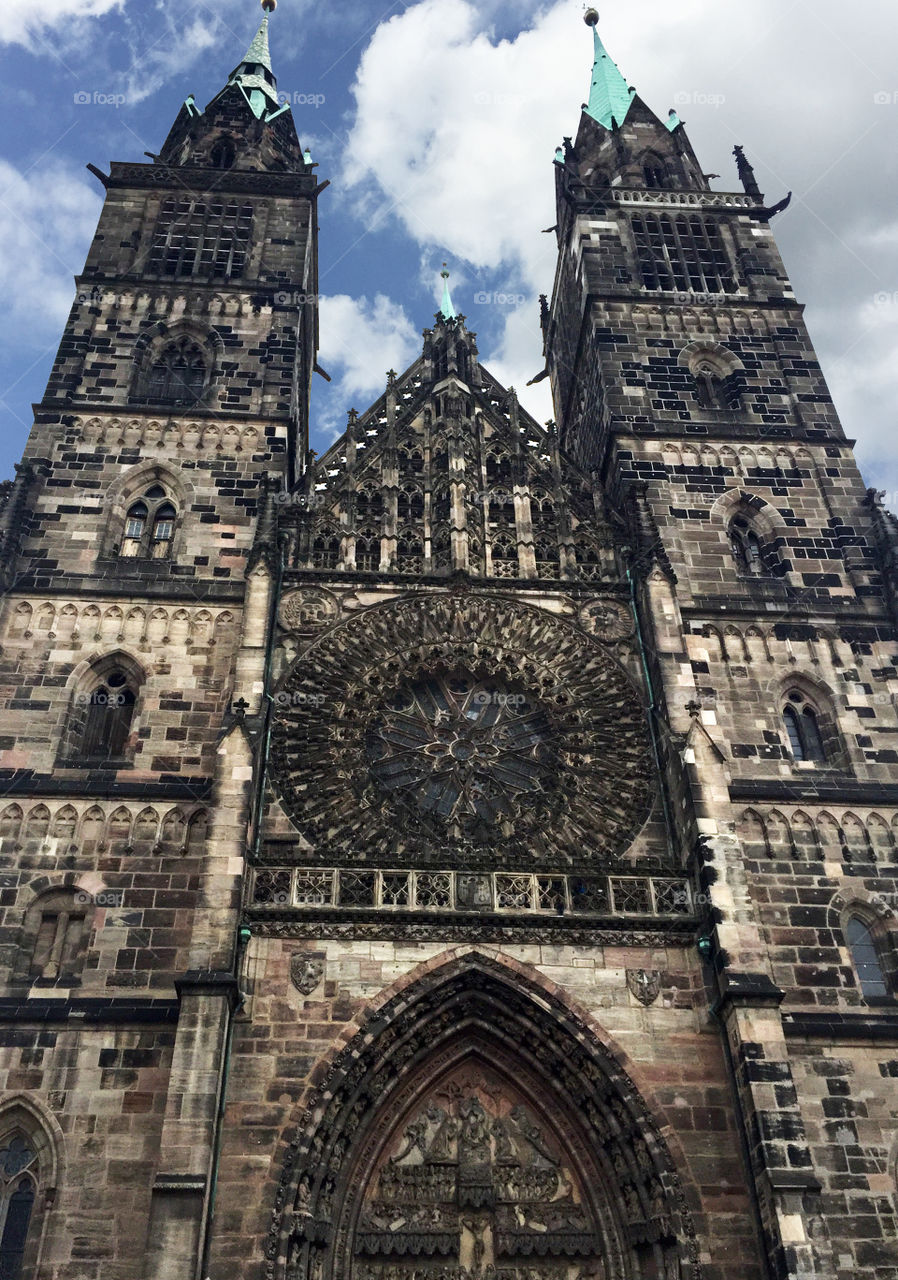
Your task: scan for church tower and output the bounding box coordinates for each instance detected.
[541,10,898,1280]
[0,8,896,1280]
[0,7,322,1278]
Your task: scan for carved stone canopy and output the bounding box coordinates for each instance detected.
[269,593,654,867]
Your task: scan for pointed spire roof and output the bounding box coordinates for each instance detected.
[583,10,635,130]
[439,264,457,321]
[243,16,273,73]
[225,15,283,119]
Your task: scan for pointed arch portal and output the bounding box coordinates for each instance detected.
[269,956,700,1280]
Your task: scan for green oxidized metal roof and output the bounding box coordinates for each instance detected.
[585,26,636,130]
[243,17,273,73]
[440,265,457,321]
[227,17,281,119]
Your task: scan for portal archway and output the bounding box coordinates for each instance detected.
[269,955,701,1280]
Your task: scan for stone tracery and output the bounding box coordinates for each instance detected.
[269,593,654,867]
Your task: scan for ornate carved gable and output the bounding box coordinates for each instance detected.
[279,315,621,582]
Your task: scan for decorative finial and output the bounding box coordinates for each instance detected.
[441,261,450,279]
[262,0,277,11]
[584,8,599,26]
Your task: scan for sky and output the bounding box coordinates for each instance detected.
[0,0,895,498]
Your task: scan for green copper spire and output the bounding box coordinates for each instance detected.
[227,16,281,119]
[440,264,457,321]
[583,10,635,130]
[243,16,273,73]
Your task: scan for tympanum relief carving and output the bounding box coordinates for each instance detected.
[352,1069,607,1280]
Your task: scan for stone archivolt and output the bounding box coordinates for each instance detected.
[269,592,654,867]
[270,955,699,1280]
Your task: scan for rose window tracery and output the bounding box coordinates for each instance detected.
[365,675,557,829]
[270,594,654,866]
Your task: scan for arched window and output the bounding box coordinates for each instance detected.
[146,339,206,404]
[491,536,518,578]
[82,673,136,762]
[28,889,90,983]
[120,486,177,559]
[311,533,340,570]
[0,1136,37,1279]
[61,661,141,766]
[534,540,560,579]
[397,533,423,573]
[783,692,826,763]
[694,362,726,409]
[210,137,235,170]
[729,516,764,574]
[356,532,381,573]
[845,915,889,1000]
[397,490,423,523]
[643,155,668,190]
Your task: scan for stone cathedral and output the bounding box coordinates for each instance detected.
[1,4,897,1279]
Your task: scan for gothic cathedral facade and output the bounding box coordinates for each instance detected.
[0,8,896,1280]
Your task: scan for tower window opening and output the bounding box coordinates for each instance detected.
[82,672,137,762]
[210,137,236,170]
[632,212,737,294]
[148,197,253,279]
[783,693,827,764]
[845,915,889,1000]
[120,488,178,560]
[146,340,207,404]
[643,155,669,189]
[0,1137,37,1280]
[729,516,767,575]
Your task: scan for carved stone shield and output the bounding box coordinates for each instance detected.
[290,952,326,995]
[578,598,634,641]
[626,969,662,1006]
[278,588,338,631]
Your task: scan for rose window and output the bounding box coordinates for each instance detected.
[365,674,557,828]
[269,594,654,865]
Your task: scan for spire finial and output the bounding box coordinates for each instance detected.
[439,262,457,321]
[583,8,634,131]
[262,0,277,11]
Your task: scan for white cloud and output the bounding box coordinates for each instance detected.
[0,160,101,344]
[120,16,218,106]
[344,0,569,288]
[0,0,123,47]
[316,293,421,441]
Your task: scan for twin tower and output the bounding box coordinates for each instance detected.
[0,9,896,1280]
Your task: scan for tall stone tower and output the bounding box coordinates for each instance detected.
[0,9,323,1278]
[0,9,896,1280]
[539,11,898,1280]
